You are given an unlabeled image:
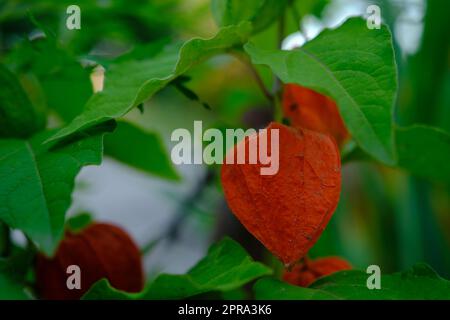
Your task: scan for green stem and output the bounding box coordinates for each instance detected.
[247,63,274,103]
[273,93,283,123]
[230,50,274,103]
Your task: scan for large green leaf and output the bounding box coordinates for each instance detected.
[211,0,288,33]
[48,23,252,142]
[37,50,93,123]
[245,17,397,165]
[254,263,450,300]
[83,237,272,300]
[396,125,450,182]
[0,123,114,255]
[104,121,179,181]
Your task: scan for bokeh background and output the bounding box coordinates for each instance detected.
[1,0,449,280]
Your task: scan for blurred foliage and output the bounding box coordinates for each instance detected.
[0,0,449,299]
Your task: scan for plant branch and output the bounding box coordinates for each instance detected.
[247,63,274,103]
[231,50,274,103]
[272,11,286,92]
[290,0,302,32]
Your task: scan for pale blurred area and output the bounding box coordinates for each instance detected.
[62,0,426,279]
[283,0,424,55]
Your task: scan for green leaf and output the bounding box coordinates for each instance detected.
[143,237,271,299]
[83,237,272,300]
[0,64,44,139]
[211,0,288,33]
[104,121,179,180]
[245,17,397,165]
[254,263,450,300]
[0,222,8,256]
[0,122,114,255]
[114,38,172,64]
[396,125,450,182]
[254,278,335,300]
[47,23,252,143]
[39,54,93,123]
[6,39,93,123]
[31,41,92,123]
[81,279,138,300]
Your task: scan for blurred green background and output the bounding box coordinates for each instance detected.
[0,0,449,279]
